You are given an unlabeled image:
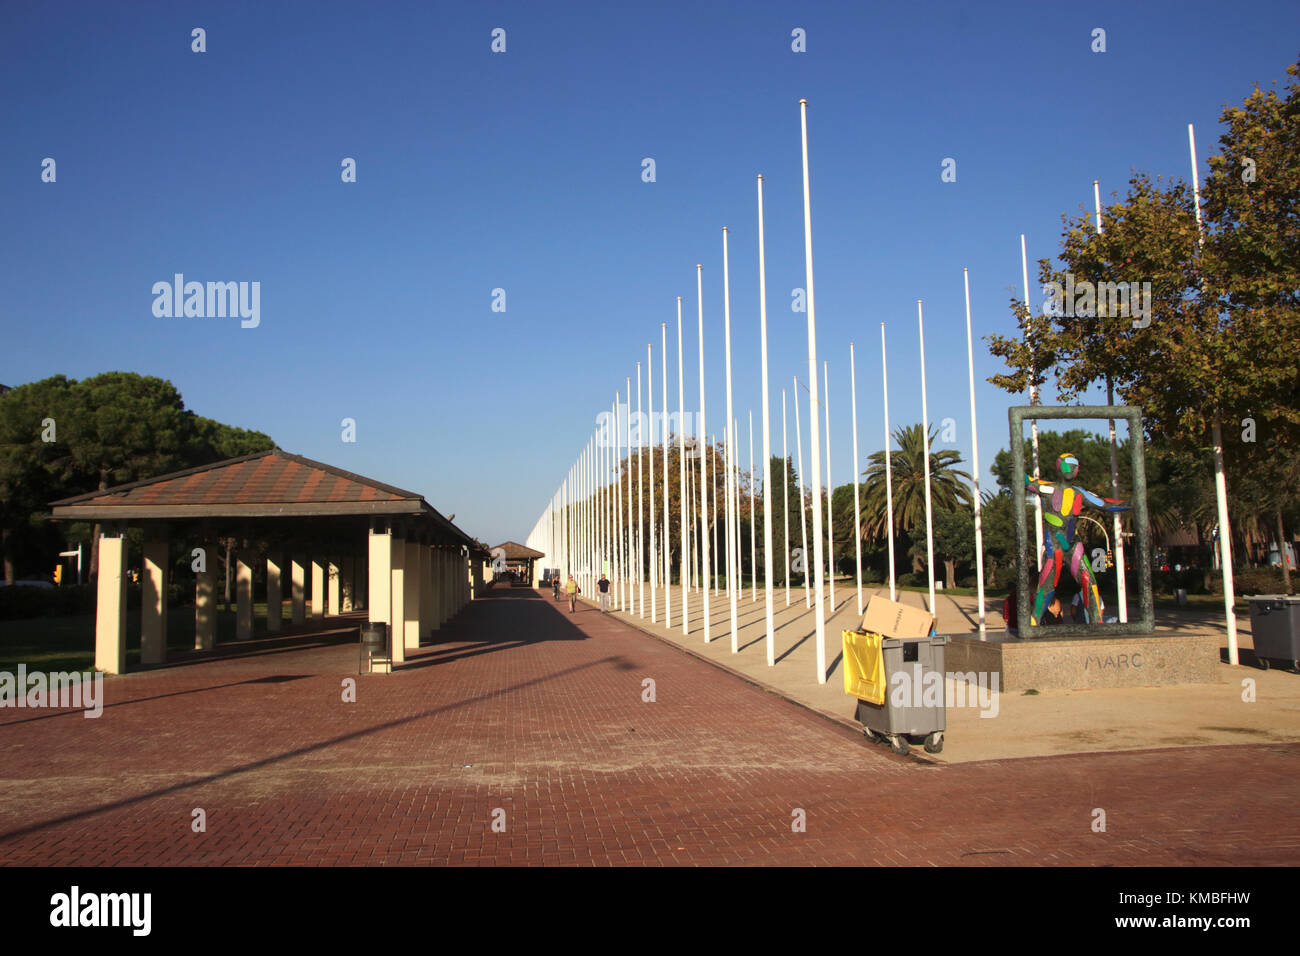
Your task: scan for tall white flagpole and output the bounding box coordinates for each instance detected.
[615,396,625,610]
[1021,234,1044,570]
[1189,122,1238,664]
[782,389,791,608]
[1095,181,1129,625]
[749,410,757,604]
[850,342,864,616]
[799,98,828,682]
[662,321,670,629]
[758,176,776,661]
[648,343,657,623]
[637,360,645,618]
[964,269,987,637]
[794,377,810,608]
[881,322,896,601]
[824,360,835,612]
[712,434,720,595]
[697,264,712,642]
[678,301,688,634]
[723,228,740,651]
[918,300,937,618]
[626,378,634,612]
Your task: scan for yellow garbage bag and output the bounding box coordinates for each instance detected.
[842,629,886,705]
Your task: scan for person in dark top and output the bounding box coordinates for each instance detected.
[1040,596,1065,626]
[1002,583,1018,634]
[598,574,611,612]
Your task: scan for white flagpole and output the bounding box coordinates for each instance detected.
[662,322,670,629]
[918,300,937,618]
[964,269,987,637]
[615,396,624,610]
[637,360,645,618]
[824,360,835,612]
[782,388,791,609]
[794,377,810,608]
[723,228,740,651]
[799,99,828,683]
[678,301,688,634]
[712,434,720,595]
[626,378,634,612]
[697,264,711,642]
[1021,234,1044,570]
[881,322,896,601]
[648,343,657,623]
[749,410,757,604]
[1095,181,1129,625]
[758,175,776,661]
[850,342,863,616]
[1189,122,1238,664]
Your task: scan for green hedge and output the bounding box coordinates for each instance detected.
[0,584,96,619]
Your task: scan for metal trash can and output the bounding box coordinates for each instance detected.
[854,634,948,755]
[1246,595,1300,673]
[359,621,390,674]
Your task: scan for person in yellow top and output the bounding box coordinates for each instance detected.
[566,574,580,613]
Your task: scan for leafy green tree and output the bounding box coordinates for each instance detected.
[932,503,976,589]
[861,424,972,572]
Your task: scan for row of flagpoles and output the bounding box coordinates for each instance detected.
[525,101,1243,680]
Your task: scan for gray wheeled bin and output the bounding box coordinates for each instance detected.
[856,634,948,755]
[359,621,391,674]
[1246,595,1300,673]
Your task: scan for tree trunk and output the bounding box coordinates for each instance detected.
[89,467,110,581]
[1279,509,1293,594]
[2,527,13,586]
[944,558,957,590]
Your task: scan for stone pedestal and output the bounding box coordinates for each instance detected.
[946,630,1223,691]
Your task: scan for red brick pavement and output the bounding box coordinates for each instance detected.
[0,588,1296,866]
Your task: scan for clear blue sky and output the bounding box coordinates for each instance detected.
[3,1,1296,545]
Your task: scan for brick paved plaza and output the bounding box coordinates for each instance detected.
[1,588,1297,866]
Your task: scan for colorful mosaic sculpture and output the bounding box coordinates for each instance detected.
[1026,453,1130,626]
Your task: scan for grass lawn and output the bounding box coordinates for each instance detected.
[0,602,283,673]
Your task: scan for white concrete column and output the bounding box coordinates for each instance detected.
[236,550,254,641]
[266,553,283,632]
[341,555,355,612]
[195,536,217,651]
[311,556,325,621]
[419,545,433,638]
[441,548,452,623]
[95,531,128,675]
[390,537,407,665]
[430,548,443,631]
[141,533,169,665]
[328,557,341,616]
[291,555,306,625]
[368,528,393,673]
[404,540,421,651]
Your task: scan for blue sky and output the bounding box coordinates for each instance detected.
[2,1,1297,545]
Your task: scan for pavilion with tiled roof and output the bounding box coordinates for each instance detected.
[489,540,545,586]
[50,449,487,674]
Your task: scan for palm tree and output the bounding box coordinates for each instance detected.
[861,424,972,571]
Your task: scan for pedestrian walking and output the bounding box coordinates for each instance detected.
[566,574,580,613]
[598,573,610,612]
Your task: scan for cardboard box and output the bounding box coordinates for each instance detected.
[860,594,933,639]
